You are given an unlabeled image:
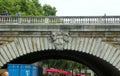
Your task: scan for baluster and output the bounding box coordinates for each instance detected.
[87,18,88,23]
[36,17,38,23]
[93,18,95,23]
[81,18,83,24]
[33,17,34,23]
[107,18,109,23]
[9,16,11,23]
[50,17,52,23]
[34,17,36,23]
[1,16,3,23]
[94,18,96,24]
[31,17,33,23]
[6,16,7,23]
[53,17,55,23]
[56,17,58,23]
[118,18,120,23]
[7,17,9,23]
[114,18,116,23]
[42,17,44,23]
[66,17,69,23]
[33,17,35,23]
[3,16,5,23]
[76,18,78,23]
[41,17,43,23]
[9,17,13,23]
[110,18,111,24]
[112,18,114,23]
[82,18,84,23]
[7,16,9,23]
[89,18,91,23]
[65,17,67,23]
[88,18,90,23]
[106,17,108,24]
[103,17,106,24]
[26,17,27,23]
[109,18,111,24]
[23,17,25,23]
[111,18,112,23]
[87,18,89,23]
[116,18,118,23]
[111,18,113,24]
[57,17,60,23]
[40,17,42,23]
[50,17,53,24]
[116,18,119,23]
[113,18,115,23]
[85,18,86,23]
[91,18,93,23]
[2,16,4,23]
[43,17,45,23]
[81,18,83,23]
[84,18,86,23]
[94,18,96,23]
[16,16,18,23]
[95,18,97,23]
[85,18,87,23]
[97,17,99,24]
[0,16,1,23]
[69,17,71,23]
[78,18,80,23]
[63,17,66,24]
[27,17,29,23]
[22,17,24,23]
[37,17,39,23]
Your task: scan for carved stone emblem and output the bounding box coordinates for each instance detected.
[50,32,70,50]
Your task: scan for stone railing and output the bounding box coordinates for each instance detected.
[0,16,120,25]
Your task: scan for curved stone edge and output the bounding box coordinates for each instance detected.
[0,37,119,72]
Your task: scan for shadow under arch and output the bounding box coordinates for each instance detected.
[2,50,120,76]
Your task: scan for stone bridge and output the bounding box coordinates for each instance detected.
[0,16,120,76]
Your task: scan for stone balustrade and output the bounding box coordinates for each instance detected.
[0,16,120,24]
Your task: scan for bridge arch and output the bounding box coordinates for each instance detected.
[1,49,120,76]
[0,34,120,76]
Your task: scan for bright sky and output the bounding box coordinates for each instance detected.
[39,0,120,16]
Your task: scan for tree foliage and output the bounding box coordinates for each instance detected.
[0,0,57,16]
[39,59,89,73]
[43,4,57,16]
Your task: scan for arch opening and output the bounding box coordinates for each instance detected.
[2,50,120,76]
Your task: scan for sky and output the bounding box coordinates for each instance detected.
[39,0,120,16]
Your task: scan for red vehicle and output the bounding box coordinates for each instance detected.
[75,74,86,76]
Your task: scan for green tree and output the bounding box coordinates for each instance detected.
[0,0,57,16]
[43,4,57,16]
[36,59,94,76]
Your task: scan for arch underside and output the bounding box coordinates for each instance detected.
[0,36,120,76]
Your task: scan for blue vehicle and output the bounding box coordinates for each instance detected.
[8,64,38,76]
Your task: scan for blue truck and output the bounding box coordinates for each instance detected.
[8,64,38,76]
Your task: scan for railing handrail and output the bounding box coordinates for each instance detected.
[1,15,120,17]
[0,16,120,25]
